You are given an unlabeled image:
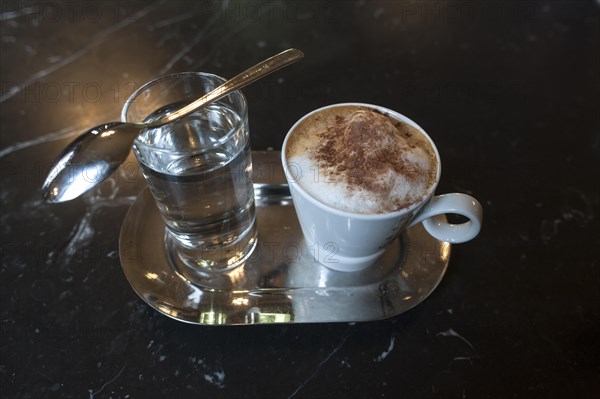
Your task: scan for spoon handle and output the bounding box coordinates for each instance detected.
[151,48,304,127]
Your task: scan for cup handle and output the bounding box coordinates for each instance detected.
[408,193,483,243]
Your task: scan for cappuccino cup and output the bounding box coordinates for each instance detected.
[282,103,482,272]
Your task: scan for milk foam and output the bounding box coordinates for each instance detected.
[286,106,437,214]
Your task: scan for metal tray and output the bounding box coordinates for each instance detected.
[119,151,450,325]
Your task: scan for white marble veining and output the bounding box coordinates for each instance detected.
[159,11,221,74]
[0,7,36,21]
[287,330,352,399]
[0,126,80,158]
[437,328,476,352]
[374,335,396,362]
[149,12,195,30]
[203,369,226,389]
[88,364,126,399]
[0,1,166,103]
[188,356,226,389]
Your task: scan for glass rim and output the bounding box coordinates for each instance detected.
[120,71,248,128]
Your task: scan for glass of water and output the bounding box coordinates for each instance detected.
[122,72,257,278]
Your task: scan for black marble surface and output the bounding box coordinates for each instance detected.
[1,1,599,398]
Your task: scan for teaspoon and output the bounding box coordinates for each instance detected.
[42,48,304,203]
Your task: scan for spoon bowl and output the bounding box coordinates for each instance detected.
[42,122,142,202]
[42,48,304,203]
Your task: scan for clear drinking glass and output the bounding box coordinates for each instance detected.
[122,72,258,277]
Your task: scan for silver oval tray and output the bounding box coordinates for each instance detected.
[119,151,450,325]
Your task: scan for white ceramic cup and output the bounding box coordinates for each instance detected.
[281,103,483,272]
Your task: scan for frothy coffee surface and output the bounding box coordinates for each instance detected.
[286,106,438,214]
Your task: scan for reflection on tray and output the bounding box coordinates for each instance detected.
[119,151,450,325]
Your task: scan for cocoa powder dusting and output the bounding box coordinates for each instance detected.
[315,109,421,205]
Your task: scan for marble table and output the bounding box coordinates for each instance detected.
[1,1,598,398]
